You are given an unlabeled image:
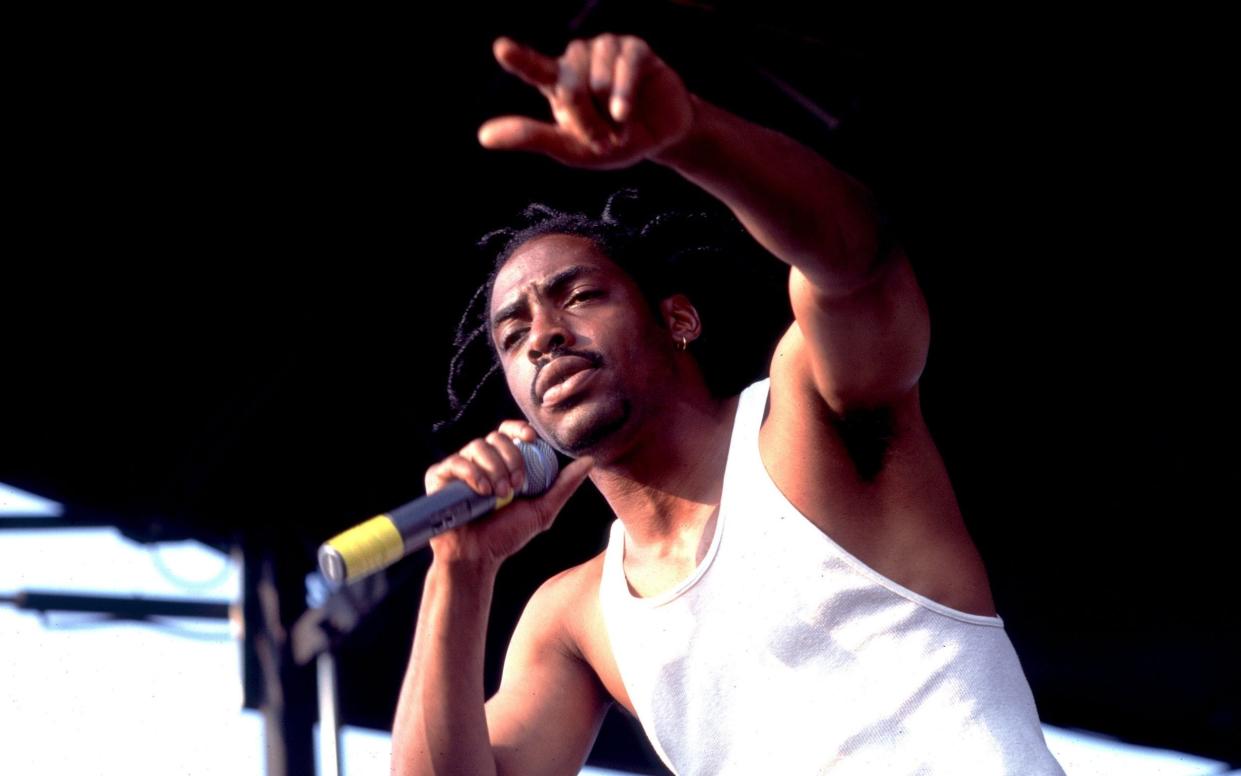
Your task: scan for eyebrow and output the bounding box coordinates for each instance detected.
[491,265,599,331]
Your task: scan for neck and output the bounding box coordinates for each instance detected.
[588,384,738,553]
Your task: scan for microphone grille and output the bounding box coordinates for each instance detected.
[516,437,559,496]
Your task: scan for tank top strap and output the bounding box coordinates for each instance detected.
[718,378,771,505]
[601,516,627,600]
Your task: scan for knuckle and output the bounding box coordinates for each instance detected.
[501,420,535,440]
[568,76,592,102]
[553,77,579,102]
[497,440,518,457]
[531,502,552,529]
[621,36,649,60]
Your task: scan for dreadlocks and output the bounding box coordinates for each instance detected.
[436,188,787,433]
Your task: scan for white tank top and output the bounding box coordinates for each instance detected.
[598,379,1064,775]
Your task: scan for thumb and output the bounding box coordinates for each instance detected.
[529,456,595,530]
[478,116,592,166]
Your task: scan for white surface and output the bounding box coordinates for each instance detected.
[0,523,256,775]
[0,481,64,517]
[1043,725,1232,775]
[0,488,1232,775]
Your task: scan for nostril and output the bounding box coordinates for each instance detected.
[527,317,572,363]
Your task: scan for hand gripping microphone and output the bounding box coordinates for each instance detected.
[317,437,559,587]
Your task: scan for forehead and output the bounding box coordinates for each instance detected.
[489,233,628,314]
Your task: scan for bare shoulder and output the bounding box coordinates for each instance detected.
[525,549,635,715]
[486,551,619,775]
[524,551,605,641]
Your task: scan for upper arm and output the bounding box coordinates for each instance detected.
[485,569,611,776]
[781,244,930,415]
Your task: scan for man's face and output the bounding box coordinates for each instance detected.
[489,233,673,456]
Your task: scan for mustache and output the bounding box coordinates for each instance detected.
[531,348,604,407]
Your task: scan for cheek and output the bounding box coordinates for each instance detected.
[614,316,670,369]
[502,363,545,423]
[502,365,530,402]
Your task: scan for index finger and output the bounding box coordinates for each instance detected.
[493,37,559,91]
[498,419,538,443]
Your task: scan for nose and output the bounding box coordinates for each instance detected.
[527,308,573,363]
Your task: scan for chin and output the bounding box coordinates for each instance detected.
[541,396,632,456]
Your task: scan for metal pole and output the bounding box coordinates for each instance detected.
[245,542,316,776]
[317,650,342,776]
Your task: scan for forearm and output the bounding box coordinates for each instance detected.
[655,96,883,294]
[391,557,501,776]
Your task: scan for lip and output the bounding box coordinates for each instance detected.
[542,366,599,408]
[535,355,598,406]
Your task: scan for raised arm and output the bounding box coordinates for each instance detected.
[479,34,929,413]
[390,421,602,776]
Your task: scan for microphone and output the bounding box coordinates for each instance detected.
[317,437,559,587]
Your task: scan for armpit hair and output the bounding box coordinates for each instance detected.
[831,406,895,482]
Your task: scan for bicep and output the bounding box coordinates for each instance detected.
[485,579,611,776]
[783,245,930,414]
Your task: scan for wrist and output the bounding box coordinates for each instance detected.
[650,94,714,169]
[430,551,503,583]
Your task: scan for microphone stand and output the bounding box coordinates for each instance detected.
[291,571,391,776]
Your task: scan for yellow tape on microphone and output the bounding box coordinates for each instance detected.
[323,514,404,581]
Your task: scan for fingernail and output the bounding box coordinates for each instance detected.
[610,96,627,122]
[497,481,511,499]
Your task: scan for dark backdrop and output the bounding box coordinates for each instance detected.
[3,3,1234,769]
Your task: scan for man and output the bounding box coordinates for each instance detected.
[392,33,1064,775]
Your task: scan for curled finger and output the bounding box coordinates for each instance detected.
[555,39,615,151]
[498,419,538,442]
[589,34,621,120]
[611,36,652,123]
[463,438,514,499]
[486,431,527,492]
[426,454,490,496]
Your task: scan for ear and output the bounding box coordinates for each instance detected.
[659,294,702,347]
